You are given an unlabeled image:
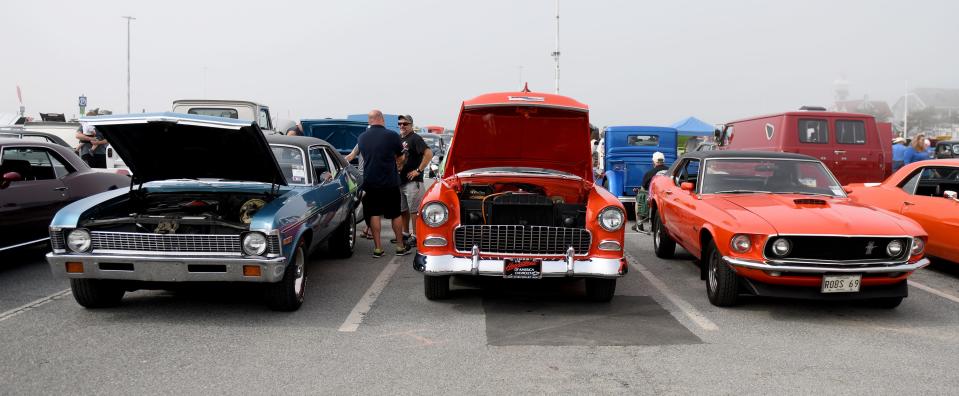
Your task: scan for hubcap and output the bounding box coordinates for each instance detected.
[348,213,356,248]
[293,249,305,297]
[653,219,660,247]
[708,254,718,292]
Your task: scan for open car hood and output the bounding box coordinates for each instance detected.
[300,119,367,153]
[444,91,593,181]
[85,112,286,185]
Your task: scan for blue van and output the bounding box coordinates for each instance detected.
[602,126,678,206]
[300,119,368,164]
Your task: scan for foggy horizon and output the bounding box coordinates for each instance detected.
[2,0,957,128]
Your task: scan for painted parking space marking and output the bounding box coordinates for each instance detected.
[338,255,401,332]
[0,289,71,323]
[909,280,959,304]
[625,253,719,332]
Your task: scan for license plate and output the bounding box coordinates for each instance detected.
[504,259,542,279]
[821,274,862,293]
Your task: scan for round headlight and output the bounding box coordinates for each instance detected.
[730,234,751,253]
[67,229,91,253]
[911,238,925,256]
[886,240,904,257]
[771,238,791,257]
[598,207,625,231]
[421,202,449,227]
[242,232,268,256]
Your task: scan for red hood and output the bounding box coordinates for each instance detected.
[444,91,593,181]
[716,194,909,236]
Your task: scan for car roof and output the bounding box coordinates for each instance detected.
[266,134,334,151]
[462,89,588,112]
[0,137,67,148]
[0,129,71,146]
[727,111,874,124]
[604,125,678,133]
[681,150,818,161]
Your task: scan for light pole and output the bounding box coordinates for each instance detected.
[551,0,560,94]
[122,16,136,114]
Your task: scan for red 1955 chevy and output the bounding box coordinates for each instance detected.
[412,88,627,301]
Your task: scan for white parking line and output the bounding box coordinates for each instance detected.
[0,289,71,323]
[338,255,402,332]
[909,280,959,304]
[625,253,719,332]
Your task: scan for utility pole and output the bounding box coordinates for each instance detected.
[903,81,908,137]
[122,16,136,114]
[551,0,560,94]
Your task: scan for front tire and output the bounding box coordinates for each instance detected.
[652,209,676,259]
[328,209,356,258]
[267,244,307,311]
[70,279,125,308]
[585,278,616,302]
[705,241,739,307]
[424,275,450,300]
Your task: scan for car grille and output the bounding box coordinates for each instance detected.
[764,236,911,262]
[454,225,591,255]
[88,231,281,255]
[49,230,65,250]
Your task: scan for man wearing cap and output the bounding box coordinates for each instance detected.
[395,115,433,246]
[642,151,669,191]
[892,137,907,171]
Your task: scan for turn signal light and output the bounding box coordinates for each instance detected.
[65,262,84,274]
[243,265,262,277]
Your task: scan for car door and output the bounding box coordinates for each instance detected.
[323,147,351,224]
[307,146,344,242]
[796,118,836,176]
[897,166,959,262]
[0,145,70,249]
[662,159,696,239]
[834,119,882,183]
[669,159,701,246]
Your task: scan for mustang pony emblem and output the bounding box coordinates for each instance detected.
[865,241,876,255]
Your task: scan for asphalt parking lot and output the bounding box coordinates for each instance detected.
[2,224,958,395]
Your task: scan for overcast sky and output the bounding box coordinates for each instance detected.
[2,0,957,128]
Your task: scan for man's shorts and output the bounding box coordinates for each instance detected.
[362,186,401,220]
[399,181,424,213]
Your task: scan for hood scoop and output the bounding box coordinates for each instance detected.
[793,198,828,206]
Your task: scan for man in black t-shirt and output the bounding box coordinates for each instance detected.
[396,115,433,245]
[357,110,411,258]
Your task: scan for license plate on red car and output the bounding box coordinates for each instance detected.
[821,274,862,293]
[504,259,542,279]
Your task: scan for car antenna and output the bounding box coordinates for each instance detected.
[521,82,531,93]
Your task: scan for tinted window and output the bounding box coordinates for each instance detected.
[798,119,828,144]
[188,108,239,119]
[270,145,308,185]
[1,147,71,181]
[836,120,866,144]
[627,135,659,146]
[902,166,959,197]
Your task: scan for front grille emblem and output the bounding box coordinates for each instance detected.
[865,241,876,255]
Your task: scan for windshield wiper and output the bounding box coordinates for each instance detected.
[772,191,836,197]
[710,190,771,194]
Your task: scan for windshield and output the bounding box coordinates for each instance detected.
[270,145,309,185]
[700,158,844,197]
[464,167,576,177]
[187,108,239,119]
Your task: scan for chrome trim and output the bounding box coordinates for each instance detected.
[421,201,449,228]
[598,206,626,232]
[423,236,448,247]
[89,249,240,257]
[617,196,637,203]
[415,253,624,278]
[90,231,242,255]
[471,245,480,275]
[268,143,310,185]
[598,240,622,251]
[46,252,288,282]
[724,256,930,274]
[565,246,575,275]
[453,225,592,256]
[760,235,915,263]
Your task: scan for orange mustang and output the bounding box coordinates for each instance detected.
[413,89,627,301]
[648,151,929,308]
[845,159,959,264]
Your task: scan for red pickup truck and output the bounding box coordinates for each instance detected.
[715,110,892,184]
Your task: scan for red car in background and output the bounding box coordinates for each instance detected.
[413,88,627,302]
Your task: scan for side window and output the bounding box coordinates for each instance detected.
[1,147,72,181]
[836,120,866,144]
[898,170,921,195]
[309,147,333,184]
[258,109,272,131]
[798,119,829,144]
[627,135,659,146]
[324,148,343,176]
[673,159,700,185]
[903,166,959,197]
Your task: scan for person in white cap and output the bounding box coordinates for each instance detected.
[641,151,668,191]
[892,136,908,171]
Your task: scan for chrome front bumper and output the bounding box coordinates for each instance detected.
[413,251,626,279]
[47,253,288,283]
[723,256,931,274]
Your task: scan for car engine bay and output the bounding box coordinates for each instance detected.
[78,192,275,234]
[456,182,586,227]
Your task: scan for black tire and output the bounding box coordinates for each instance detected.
[585,278,617,302]
[70,279,125,308]
[652,209,676,259]
[869,297,903,309]
[266,244,306,311]
[328,209,356,258]
[424,275,450,300]
[705,241,739,307]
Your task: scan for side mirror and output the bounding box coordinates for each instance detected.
[945,190,958,201]
[843,186,854,194]
[1,171,22,189]
[680,182,695,192]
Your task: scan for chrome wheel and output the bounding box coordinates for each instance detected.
[347,212,356,249]
[708,259,718,292]
[293,247,306,297]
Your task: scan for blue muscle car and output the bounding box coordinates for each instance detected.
[45,113,361,311]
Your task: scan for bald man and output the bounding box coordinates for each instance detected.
[357,110,410,257]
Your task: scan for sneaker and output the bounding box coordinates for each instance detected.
[390,233,411,244]
[372,248,385,258]
[395,246,412,256]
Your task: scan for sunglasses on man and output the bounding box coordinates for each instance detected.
[398,122,411,126]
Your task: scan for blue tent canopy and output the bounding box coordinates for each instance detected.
[669,116,715,136]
